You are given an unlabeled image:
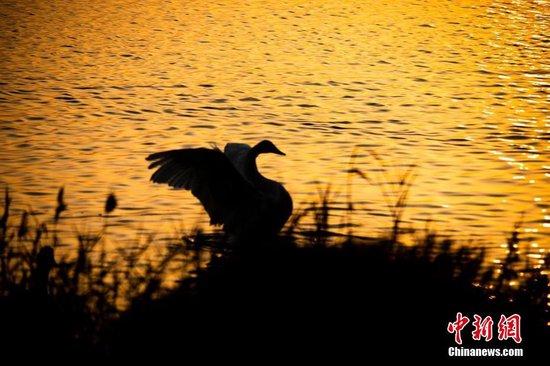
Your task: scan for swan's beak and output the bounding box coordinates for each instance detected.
[273,146,285,156]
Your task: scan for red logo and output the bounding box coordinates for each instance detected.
[447,313,522,344]
[497,314,522,344]
[447,312,470,345]
[472,315,494,342]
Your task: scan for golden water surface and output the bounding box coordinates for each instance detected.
[0,0,548,260]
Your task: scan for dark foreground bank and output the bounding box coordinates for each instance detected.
[110,238,548,363]
[0,189,548,363]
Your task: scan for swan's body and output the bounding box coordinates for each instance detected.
[146,140,292,238]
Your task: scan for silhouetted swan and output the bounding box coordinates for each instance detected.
[146,140,293,239]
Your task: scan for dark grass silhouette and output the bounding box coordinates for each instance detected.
[0,187,186,361]
[111,236,549,363]
[0,186,548,363]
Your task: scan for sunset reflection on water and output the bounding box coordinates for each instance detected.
[0,0,548,260]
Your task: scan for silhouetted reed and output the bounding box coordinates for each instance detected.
[349,150,416,244]
[0,188,191,359]
[0,185,547,361]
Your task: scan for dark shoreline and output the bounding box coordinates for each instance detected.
[0,188,548,362]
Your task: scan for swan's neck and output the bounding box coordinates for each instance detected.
[246,147,269,186]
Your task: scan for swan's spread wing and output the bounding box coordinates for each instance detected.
[146,148,259,227]
[223,143,251,177]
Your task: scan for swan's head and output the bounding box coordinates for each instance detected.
[255,140,285,156]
